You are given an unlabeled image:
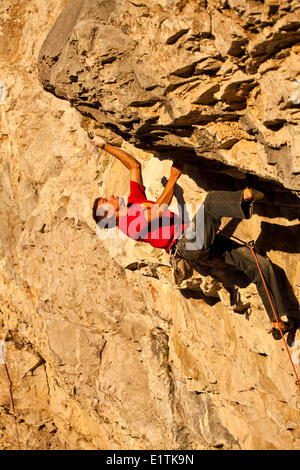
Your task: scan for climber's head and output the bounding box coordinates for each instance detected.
[93,195,123,227]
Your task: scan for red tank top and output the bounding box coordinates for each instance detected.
[118,181,188,253]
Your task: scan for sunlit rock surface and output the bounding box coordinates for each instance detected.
[0,0,299,450]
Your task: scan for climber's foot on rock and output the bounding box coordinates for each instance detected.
[243,187,264,202]
[269,319,295,340]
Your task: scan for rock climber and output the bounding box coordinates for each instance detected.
[89,132,296,340]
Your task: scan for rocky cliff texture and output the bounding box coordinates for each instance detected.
[0,0,300,450]
[38,0,300,191]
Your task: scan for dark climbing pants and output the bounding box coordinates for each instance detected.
[176,190,286,322]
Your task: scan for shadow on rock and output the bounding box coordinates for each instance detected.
[255,221,300,255]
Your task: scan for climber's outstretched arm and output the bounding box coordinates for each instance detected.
[143,160,184,223]
[88,134,143,185]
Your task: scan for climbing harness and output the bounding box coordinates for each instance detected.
[229,235,300,391]
[0,340,21,449]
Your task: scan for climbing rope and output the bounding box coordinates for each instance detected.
[230,235,300,392]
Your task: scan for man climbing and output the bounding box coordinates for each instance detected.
[89,132,296,340]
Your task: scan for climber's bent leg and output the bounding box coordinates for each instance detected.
[203,190,253,221]
[214,236,287,322]
[177,190,252,263]
[201,189,252,249]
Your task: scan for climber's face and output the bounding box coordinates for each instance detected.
[97,195,121,219]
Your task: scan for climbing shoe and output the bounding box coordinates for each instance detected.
[269,319,295,340]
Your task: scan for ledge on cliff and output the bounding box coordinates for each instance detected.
[38,0,300,194]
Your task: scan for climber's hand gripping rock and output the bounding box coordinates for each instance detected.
[88,132,106,149]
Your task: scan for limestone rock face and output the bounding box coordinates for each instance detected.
[38,0,300,190]
[0,0,299,451]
